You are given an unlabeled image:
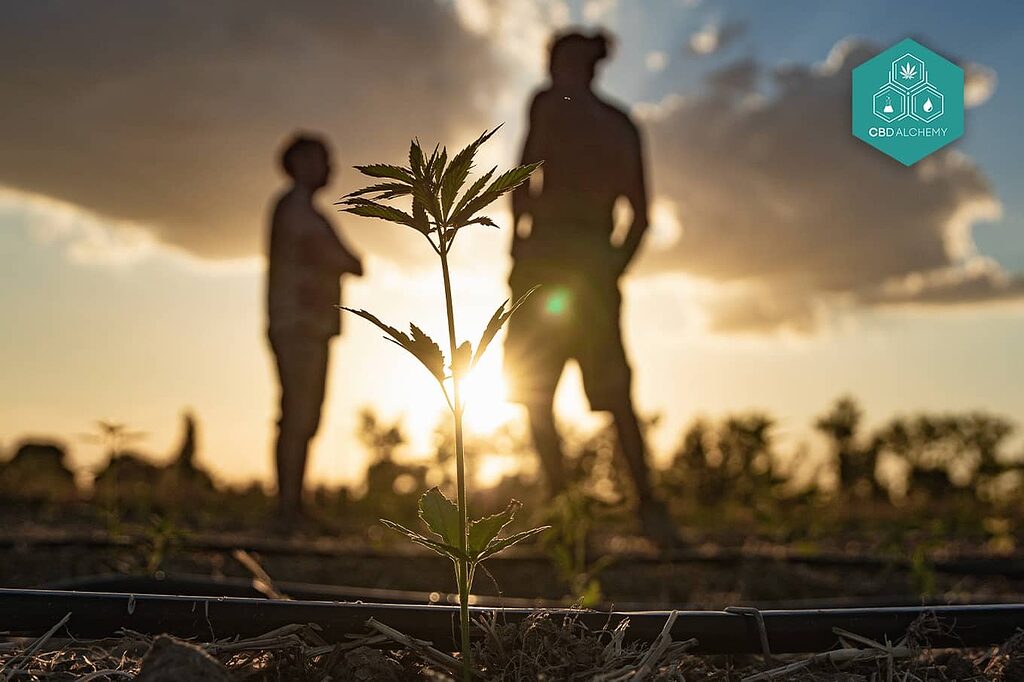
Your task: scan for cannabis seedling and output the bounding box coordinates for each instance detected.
[337,128,547,677]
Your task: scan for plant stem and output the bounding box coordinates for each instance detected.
[438,231,472,679]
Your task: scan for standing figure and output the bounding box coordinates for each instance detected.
[504,32,677,544]
[267,134,362,522]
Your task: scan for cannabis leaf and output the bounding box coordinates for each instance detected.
[448,162,542,230]
[476,527,550,562]
[900,62,917,80]
[391,489,550,564]
[379,518,467,561]
[339,308,447,384]
[451,340,473,378]
[419,487,462,547]
[472,285,540,368]
[467,499,522,556]
[440,127,500,218]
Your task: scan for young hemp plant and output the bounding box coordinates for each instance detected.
[336,127,547,674]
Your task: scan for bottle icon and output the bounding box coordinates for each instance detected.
[882,96,894,114]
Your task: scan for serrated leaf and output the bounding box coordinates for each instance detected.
[441,128,500,218]
[340,182,411,200]
[418,487,462,547]
[412,198,430,233]
[468,499,521,556]
[353,164,414,184]
[450,161,541,227]
[465,216,498,228]
[472,285,540,367]
[411,179,443,226]
[340,309,448,385]
[451,340,472,378]
[484,161,543,196]
[450,166,496,219]
[339,199,421,232]
[477,526,550,562]
[339,307,411,348]
[433,147,447,185]
[423,144,442,192]
[407,324,446,383]
[380,519,466,561]
[409,140,425,179]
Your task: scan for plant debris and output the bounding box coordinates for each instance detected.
[1,611,1022,680]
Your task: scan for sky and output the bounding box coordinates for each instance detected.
[1,0,1022,488]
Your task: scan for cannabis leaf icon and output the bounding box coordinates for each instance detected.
[900,62,917,80]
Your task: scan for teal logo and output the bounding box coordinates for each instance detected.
[852,38,964,165]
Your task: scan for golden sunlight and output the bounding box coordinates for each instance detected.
[459,357,519,435]
[474,453,521,488]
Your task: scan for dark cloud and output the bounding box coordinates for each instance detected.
[637,39,1010,333]
[0,1,508,260]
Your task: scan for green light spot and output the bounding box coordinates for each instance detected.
[545,289,571,316]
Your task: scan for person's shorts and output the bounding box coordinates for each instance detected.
[269,330,330,439]
[502,263,632,412]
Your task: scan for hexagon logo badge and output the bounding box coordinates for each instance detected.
[852,38,964,165]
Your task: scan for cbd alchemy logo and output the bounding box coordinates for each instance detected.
[852,38,964,165]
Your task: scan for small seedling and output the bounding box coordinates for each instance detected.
[337,127,547,677]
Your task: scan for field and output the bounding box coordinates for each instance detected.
[3,406,1024,681]
[5,397,1024,679]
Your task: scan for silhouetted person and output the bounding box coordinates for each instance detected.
[504,31,677,544]
[268,134,362,522]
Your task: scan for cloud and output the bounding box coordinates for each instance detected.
[646,51,669,72]
[583,0,619,24]
[0,188,157,267]
[0,1,514,263]
[637,39,1010,333]
[865,258,1024,306]
[686,19,747,56]
[964,62,998,108]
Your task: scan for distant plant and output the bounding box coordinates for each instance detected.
[541,488,614,607]
[337,128,547,677]
[81,420,146,459]
[143,514,185,574]
[815,396,883,500]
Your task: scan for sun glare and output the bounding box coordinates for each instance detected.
[475,453,521,488]
[459,358,519,435]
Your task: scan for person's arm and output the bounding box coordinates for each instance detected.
[616,121,649,273]
[511,93,546,259]
[307,215,363,277]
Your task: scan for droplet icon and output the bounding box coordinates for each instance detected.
[923,98,933,113]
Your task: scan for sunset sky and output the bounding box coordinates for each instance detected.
[2,0,1022,488]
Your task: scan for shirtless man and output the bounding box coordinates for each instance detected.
[504,32,677,544]
[267,134,362,521]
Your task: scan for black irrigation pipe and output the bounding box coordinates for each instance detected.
[7,532,1024,577]
[2,588,1024,654]
[43,573,560,609]
[40,572,1024,612]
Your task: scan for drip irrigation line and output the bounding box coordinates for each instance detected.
[6,531,1024,577]
[1,588,1022,654]
[43,573,557,609]
[40,572,1024,612]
